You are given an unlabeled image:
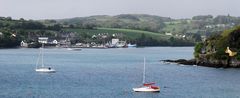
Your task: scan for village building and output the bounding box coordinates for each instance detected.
[20,41,28,47]
[165,32,173,36]
[38,37,48,44]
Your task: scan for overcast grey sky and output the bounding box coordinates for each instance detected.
[0,0,239,19]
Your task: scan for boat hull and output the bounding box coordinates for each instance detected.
[35,68,56,73]
[127,44,137,47]
[133,87,160,92]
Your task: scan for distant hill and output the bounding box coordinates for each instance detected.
[51,14,240,37]
[55,14,172,32]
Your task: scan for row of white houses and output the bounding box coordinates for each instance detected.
[21,37,60,47]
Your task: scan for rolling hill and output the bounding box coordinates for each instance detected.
[56,14,172,32]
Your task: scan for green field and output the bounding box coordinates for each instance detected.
[64,28,171,40]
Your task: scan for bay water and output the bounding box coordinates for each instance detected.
[0,47,240,98]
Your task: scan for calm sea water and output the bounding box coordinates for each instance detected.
[0,47,240,98]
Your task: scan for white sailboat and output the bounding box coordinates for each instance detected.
[133,57,160,92]
[35,43,56,73]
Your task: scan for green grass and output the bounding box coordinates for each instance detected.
[164,21,182,25]
[64,28,171,40]
[163,21,197,33]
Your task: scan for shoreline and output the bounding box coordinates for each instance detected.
[161,59,240,68]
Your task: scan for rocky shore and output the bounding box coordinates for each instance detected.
[161,59,240,68]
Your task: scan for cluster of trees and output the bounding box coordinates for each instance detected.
[194,26,240,60]
[0,17,62,31]
[0,29,21,48]
[192,26,240,68]
[0,17,63,48]
[192,15,213,20]
[135,33,194,46]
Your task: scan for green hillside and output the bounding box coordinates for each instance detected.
[64,28,170,40]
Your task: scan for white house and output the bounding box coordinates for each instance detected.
[52,40,58,44]
[182,35,186,38]
[76,43,82,46]
[92,35,96,38]
[112,34,116,37]
[112,38,119,45]
[165,32,173,36]
[20,41,28,47]
[38,37,48,44]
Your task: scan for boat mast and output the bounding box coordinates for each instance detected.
[41,43,44,67]
[143,57,146,84]
[36,46,41,69]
